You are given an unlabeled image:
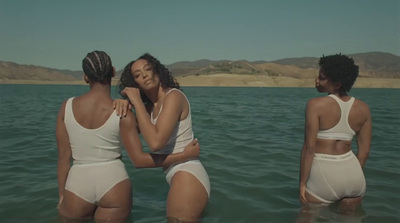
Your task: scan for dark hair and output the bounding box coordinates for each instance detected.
[319,54,359,93]
[118,53,180,104]
[82,50,113,85]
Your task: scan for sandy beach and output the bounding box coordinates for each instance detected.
[1,74,399,88]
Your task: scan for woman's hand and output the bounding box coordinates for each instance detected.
[183,138,200,160]
[57,195,64,209]
[299,184,307,204]
[121,87,142,106]
[113,99,131,117]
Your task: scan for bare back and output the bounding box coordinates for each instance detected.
[72,93,115,129]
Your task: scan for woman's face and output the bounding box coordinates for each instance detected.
[131,59,160,90]
[315,69,330,93]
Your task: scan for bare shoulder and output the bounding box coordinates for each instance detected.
[119,110,136,127]
[60,99,68,109]
[353,98,371,116]
[354,98,370,109]
[164,89,185,103]
[306,96,328,109]
[57,99,69,117]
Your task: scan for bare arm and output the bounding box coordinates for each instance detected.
[356,104,371,168]
[299,99,320,202]
[114,99,142,133]
[120,111,199,168]
[56,101,72,201]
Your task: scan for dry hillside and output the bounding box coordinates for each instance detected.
[1,52,399,84]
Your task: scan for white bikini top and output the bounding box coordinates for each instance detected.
[317,94,356,141]
[150,89,194,154]
[64,97,122,164]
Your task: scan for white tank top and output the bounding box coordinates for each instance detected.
[64,97,122,164]
[150,89,194,154]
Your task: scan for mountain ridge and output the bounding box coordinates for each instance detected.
[1,52,399,82]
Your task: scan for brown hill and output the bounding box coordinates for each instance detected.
[167,52,399,78]
[0,61,79,81]
[269,52,400,78]
[348,52,400,78]
[1,52,399,83]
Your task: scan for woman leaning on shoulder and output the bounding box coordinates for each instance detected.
[56,51,199,222]
[115,53,210,222]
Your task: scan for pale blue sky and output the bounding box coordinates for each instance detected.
[0,0,399,70]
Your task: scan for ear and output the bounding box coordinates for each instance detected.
[333,82,342,90]
[84,74,90,84]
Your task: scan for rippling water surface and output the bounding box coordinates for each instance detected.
[0,85,399,222]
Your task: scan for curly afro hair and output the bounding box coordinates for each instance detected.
[118,53,180,104]
[319,54,359,93]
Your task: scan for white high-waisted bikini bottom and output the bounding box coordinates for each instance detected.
[165,160,210,198]
[306,151,366,203]
[65,159,129,204]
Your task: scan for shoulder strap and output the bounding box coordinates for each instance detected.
[154,88,190,121]
[64,97,74,123]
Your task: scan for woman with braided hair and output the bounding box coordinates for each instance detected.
[56,50,200,222]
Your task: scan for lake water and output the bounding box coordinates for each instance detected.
[0,85,399,222]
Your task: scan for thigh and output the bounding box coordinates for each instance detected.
[59,190,96,219]
[167,171,208,222]
[338,197,363,215]
[305,190,326,203]
[94,178,132,222]
[296,203,330,223]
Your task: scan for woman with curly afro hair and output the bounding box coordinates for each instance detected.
[299,54,371,214]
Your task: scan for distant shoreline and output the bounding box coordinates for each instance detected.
[1,74,399,88]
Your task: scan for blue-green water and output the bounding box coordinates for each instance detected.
[0,85,399,223]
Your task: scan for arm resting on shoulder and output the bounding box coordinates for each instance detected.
[113,98,132,117]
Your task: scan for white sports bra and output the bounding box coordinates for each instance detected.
[317,94,356,141]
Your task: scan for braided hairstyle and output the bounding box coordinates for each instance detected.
[82,50,113,85]
[319,54,359,93]
[119,53,180,104]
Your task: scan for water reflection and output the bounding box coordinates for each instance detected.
[296,202,366,223]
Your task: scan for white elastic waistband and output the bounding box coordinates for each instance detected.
[317,132,354,141]
[314,150,354,161]
[73,159,122,166]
